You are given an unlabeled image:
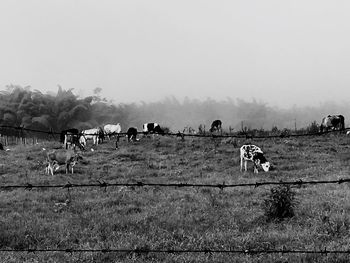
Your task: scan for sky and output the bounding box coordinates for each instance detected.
[1,0,350,108]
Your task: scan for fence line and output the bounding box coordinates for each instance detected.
[0,247,350,255]
[0,125,349,140]
[1,178,350,191]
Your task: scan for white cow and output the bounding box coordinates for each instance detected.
[240,144,270,174]
[103,124,121,140]
[81,128,102,145]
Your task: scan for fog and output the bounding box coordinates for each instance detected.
[0,86,349,135]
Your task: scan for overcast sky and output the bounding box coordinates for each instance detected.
[1,0,350,108]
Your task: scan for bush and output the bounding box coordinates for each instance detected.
[263,185,297,221]
[307,121,320,134]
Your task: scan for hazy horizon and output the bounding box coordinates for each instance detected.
[1,1,350,109]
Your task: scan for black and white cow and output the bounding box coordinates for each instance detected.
[60,128,84,150]
[60,128,79,144]
[320,115,345,132]
[210,120,222,133]
[240,144,270,173]
[126,127,138,142]
[143,123,164,135]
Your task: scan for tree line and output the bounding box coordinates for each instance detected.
[0,85,349,136]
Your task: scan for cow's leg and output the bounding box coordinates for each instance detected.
[240,157,243,172]
[47,162,54,176]
[253,162,258,174]
[45,162,50,175]
[65,163,69,174]
[71,161,76,174]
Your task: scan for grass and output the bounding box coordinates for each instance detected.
[1,134,350,262]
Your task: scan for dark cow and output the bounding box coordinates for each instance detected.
[240,144,270,173]
[60,129,84,150]
[126,127,138,142]
[210,120,222,133]
[143,123,164,135]
[320,115,345,132]
[60,128,79,144]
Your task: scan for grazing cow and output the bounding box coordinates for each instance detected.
[46,149,82,175]
[240,144,270,174]
[210,120,222,133]
[103,123,121,140]
[320,115,345,132]
[143,123,164,135]
[81,127,104,145]
[126,127,138,142]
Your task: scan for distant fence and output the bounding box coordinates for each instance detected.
[0,125,349,146]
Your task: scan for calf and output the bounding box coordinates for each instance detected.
[210,120,222,133]
[126,127,138,142]
[46,149,81,175]
[240,144,270,173]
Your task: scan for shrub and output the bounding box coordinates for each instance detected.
[306,121,320,134]
[263,185,297,221]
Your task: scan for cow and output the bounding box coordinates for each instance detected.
[60,128,79,144]
[240,144,270,174]
[103,123,121,140]
[143,123,164,135]
[210,120,222,133]
[126,127,138,142]
[46,149,82,175]
[81,127,104,145]
[320,115,345,132]
[61,129,85,150]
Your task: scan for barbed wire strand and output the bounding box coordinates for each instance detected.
[1,178,350,191]
[0,247,350,255]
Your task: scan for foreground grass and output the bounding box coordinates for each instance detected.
[1,134,350,262]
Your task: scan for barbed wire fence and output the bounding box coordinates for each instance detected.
[1,125,350,257]
[0,124,349,144]
[1,247,350,255]
[1,178,350,191]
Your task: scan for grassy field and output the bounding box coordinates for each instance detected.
[1,134,350,262]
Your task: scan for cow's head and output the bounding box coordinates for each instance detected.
[261,162,270,172]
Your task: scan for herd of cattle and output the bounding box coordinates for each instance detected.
[43,115,347,176]
[59,122,165,150]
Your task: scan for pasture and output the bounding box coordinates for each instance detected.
[1,133,350,262]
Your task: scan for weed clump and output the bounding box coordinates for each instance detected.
[263,185,297,221]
